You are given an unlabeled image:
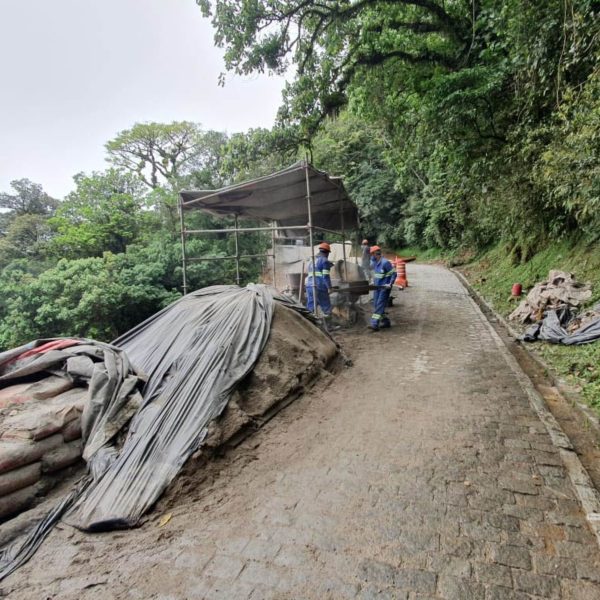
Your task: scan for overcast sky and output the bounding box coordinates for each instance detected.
[0,0,287,198]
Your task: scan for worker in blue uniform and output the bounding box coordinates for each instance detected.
[305,242,333,316]
[369,245,397,330]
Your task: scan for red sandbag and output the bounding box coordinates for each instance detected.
[42,440,82,473]
[0,435,64,474]
[0,463,41,497]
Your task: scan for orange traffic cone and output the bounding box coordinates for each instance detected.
[395,257,408,288]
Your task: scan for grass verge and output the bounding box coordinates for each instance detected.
[460,241,600,413]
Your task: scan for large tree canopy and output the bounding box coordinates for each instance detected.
[0,178,57,217]
[198,0,474,133]
[105,121,228,189]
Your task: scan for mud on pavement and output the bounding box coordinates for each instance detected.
[4,264,600,599]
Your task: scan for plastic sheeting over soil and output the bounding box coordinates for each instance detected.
[0,285,335,580]
[67,285,276,531]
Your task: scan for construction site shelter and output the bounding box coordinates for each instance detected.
[179,160,360,296]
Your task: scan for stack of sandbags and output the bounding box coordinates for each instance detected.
[0,379,87,520]
[510,270,592,324]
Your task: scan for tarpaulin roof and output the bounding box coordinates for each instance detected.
[180,160,359,233]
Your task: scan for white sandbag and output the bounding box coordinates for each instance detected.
[42,440,83,473]
[0,435,64,474]
[0,463,41,497]
[0,388,87,442]
[0,376,73,409]
[62,418,82,442]
[0,482,43,520]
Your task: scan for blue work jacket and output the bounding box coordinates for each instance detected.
[371,257,397,286]
[306,254,332,290]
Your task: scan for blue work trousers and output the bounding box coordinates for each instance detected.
[306,286,332,316]
[371,287,391,329]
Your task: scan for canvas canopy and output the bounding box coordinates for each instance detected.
[180,160,359,235]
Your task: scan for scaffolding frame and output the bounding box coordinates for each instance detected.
[179,161,356,315]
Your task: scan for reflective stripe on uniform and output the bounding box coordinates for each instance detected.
[322,269,330,275]
[374,273,384,279]
[371,313,382,320]
[385,269,396,276]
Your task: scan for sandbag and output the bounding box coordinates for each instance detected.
[0,376,73,410]
[0,388,86,442]
[0,435,64,474]
[42,441,83,473]
[0,482,43,520]
[62,418,82,443]
[0,464,41,497]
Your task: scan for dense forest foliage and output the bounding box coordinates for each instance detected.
[200,0,599,253]
[0,0,597,349]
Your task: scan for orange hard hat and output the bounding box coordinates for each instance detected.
[361,239,369,245]
[318,242,331,252]
[370,245,381,254]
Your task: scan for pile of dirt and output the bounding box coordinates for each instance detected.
[509,270,592,324]
[167,301,338,501]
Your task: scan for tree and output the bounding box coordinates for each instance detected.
[49,169,152,258]
[105,121,228,189]
[0,178,58,217]
[0,253,181,349]
[0,179,57,267]
[312,112,404,245]
[199,1,471,133]
[0,214,53,268]
[200,0,599,252]
[220,126,300,182]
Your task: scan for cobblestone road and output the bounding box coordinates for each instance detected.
[5,265,600,599]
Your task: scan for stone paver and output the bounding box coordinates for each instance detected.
[4,264,600,599]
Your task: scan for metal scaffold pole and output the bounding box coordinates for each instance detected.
[179,197,188,296]
[340,189,347,281]
[234,214,241,286]
[305,161,317,316]
[271,221,277,287]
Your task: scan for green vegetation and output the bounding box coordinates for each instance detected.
[0,122,284,349]
[200,0,599,254]
[462,241,600,411]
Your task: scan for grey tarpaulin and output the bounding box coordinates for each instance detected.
[65,284,276,530]
[180,160,359,237]
[0,340,144,581]
[522,305,600,345]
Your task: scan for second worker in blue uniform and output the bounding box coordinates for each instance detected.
[369,245,397,330]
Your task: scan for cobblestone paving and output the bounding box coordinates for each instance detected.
[5,265,600,599]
